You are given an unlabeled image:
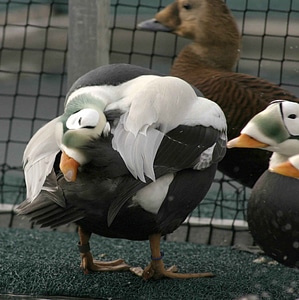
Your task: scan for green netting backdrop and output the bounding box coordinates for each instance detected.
[2,0,298,239]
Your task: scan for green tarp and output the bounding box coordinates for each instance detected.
[1,228,299,299]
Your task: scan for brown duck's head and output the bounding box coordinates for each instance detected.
[153,0,241,70]
[155,0,239,40]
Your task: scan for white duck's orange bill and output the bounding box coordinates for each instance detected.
[227,134,269,149]
[270,161,299,179]
[59,151,80,182]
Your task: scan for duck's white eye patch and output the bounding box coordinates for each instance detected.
[282,102,299,136]
[66,108,100,130]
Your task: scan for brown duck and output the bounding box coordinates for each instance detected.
[138,0,299,187]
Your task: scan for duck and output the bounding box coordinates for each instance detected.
[227,100,299,159]
[227,100,299,267]
[137,0,299,188]
[17,63,227,280]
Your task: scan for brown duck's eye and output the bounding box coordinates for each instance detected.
[183,3,192,10]
[288,114,297,119]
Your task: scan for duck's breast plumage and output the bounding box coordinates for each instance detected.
[248,170,299,267]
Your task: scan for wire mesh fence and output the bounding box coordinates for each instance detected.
[0,0,299,245]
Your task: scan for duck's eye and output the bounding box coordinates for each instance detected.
[288,114,297,119]
[66,108,99,130]
[183,3,192,10]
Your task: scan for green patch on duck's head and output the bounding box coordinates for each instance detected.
[241,100,299,150]
[242,101,292,146]
[57,96,110,164]
[253,112,289,144]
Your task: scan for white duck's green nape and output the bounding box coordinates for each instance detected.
[227,100,299,158]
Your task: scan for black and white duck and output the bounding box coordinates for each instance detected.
[138,0,299,187]
[18,63,227,280]
[227,100,299,267]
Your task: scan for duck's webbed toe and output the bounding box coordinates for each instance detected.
[78,226,130,274]
[130,234,214,280]
[131,260,214,281]
[80,251,130,274]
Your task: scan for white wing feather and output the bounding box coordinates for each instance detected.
[112,113,164,182]
[112,76,226,181]
[23,117,61,202]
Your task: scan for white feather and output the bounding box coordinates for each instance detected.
[112,113,164,182]
[123,77,225,134]
[288,154,299,170]
[131,173,175,214]
[23,117,60,202]
[67,76,160,111]
[268,152,290,169]
[194,145,216,170]
[112,76,226,181]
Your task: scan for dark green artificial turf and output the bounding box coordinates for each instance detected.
[1,228,299,300]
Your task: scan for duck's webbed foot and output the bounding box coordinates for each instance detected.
[78,226,130,274]
[130,233,214,280]
[80,249,130,274]
[130,259,213,280]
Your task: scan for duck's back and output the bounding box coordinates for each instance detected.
[170,48,298,186]
[171,49,299,139]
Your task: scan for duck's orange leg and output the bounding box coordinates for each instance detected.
[131,233,214,280]
[78,226,130,274]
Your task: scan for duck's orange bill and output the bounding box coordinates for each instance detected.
[270,161,299,179]
[59,151,80,182]
[227,134,269,149]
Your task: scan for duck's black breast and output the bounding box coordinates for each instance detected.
[62,163,217,241]
[248,170,299,267]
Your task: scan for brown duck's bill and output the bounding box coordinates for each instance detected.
[270,161,299,179]
[59,151,80,182]
[137,18,172,32]
[227,133,269,149]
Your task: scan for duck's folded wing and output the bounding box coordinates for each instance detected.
[111,77,227,181]
[154,124,227,171]
[108,123,227,226]
[108,77,227,224]
[112,118,226,183]
[17,169,86,228]
[18,194,85,228]
[23,117,61,202]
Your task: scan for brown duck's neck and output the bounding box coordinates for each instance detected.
[171,43,240,74]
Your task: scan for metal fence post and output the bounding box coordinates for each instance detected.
[67,0,110,88]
